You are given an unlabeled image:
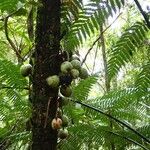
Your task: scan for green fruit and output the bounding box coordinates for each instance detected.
[60,85,72,97]
[62,115,69,127]
[61,61,73,74]
[70,69,79,79]
[61,97,70,106]
[20,64,32,77]
[46,75,60,88]
[79,68,88,79]
[58,129,69,139]
[71,59,81,70]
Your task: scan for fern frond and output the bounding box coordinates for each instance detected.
[72,75,98,101]
[107,22,149,81]
[0,39,8,59]
[135,62,150,93]
[62,0,125,50]
[0,0,22,12]
[59,123,148,150]
[82,87,149,124]
[0,59,28,89]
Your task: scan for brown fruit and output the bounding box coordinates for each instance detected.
[51,118,62,129]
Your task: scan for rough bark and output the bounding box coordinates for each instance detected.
[31,0,61,149]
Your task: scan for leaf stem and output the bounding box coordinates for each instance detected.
[72,100,150,144]
[134,0,150,28]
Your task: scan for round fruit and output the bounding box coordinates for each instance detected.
[61,61,73,74]
[79,68,88,79]
[46,75,60,88]
[62,115,69,127]
[58,129,69,139]
[60,85,72,97]
[51,118,62,129]
[70,59,81,70]
[62,97,70,106]
[58,97,70,107]
[70,69,79,79]
[20,64,32,77]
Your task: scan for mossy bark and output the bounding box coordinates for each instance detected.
[31,0,61,149]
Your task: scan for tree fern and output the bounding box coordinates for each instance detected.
[62,0,125,50]
[107,22,149,81]
[0,0,149,149]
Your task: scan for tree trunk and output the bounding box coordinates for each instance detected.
[31,0,61,149]
[100,25,115,150]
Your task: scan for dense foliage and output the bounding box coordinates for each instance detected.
[0,0,149,149]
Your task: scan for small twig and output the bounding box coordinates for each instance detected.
[97,81,106,93]
[134,0,150,28]
[18,29,25,54]
[81,12,122,65]
[9,27,19,49]
[71,100,150,144]
[23,44,35,61]
[44,98,51,128]
[92,43,99,74]
[4,9,24,61]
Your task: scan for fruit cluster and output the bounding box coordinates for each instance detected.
[48,55,88,139]
[20,53,88,140]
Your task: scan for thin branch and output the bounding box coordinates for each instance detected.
[81,12,122,65]
[27,6,34,41]
[9,27,19,49]
[100,25,110,92]
[71,100,150,144]
[18,29,25,54]
[134,0,150,28]
[23,44,34,61]
[92,43,98,74]
[97,81,106,93]
[4,9,24,61]
[100,24,114,149]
